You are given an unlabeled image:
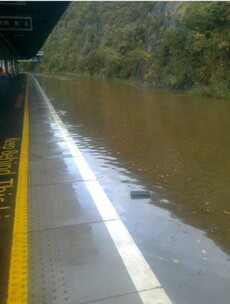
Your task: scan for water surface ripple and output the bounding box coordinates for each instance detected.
[37,75,230,255]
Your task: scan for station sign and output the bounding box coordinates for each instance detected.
[0,16,32,31]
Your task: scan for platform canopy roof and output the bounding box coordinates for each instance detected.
[0,1,69,59]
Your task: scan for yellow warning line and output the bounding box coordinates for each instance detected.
[7,76,29,304]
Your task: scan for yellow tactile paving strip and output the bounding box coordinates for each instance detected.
[7,77,29,304]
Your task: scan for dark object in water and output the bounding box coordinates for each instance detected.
[130,190,151,199]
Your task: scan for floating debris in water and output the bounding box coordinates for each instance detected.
[160,199,170,204]
[130,190,151,199]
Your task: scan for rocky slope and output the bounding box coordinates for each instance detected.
[39,2,230,98]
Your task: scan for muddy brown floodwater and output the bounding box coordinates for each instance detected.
[37,75,230,256]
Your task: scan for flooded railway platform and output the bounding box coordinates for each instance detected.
[0,74,230,304]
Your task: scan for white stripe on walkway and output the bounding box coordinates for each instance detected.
[33,75,173,304]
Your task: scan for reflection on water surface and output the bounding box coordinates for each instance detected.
[37,75,230,255]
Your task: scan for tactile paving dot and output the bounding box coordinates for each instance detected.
[28,81,71,304]
[7,233,28,303]
[28,186,53,230]
[28,228,70,304]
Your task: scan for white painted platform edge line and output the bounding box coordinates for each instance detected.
[32,75,173,304]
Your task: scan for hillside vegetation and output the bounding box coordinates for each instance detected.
[40,1,230,98]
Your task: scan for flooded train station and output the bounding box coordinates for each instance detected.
[1,71,229,304]
[38,74,230,255]
[0,2,230,304]
[35,74,230,302]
